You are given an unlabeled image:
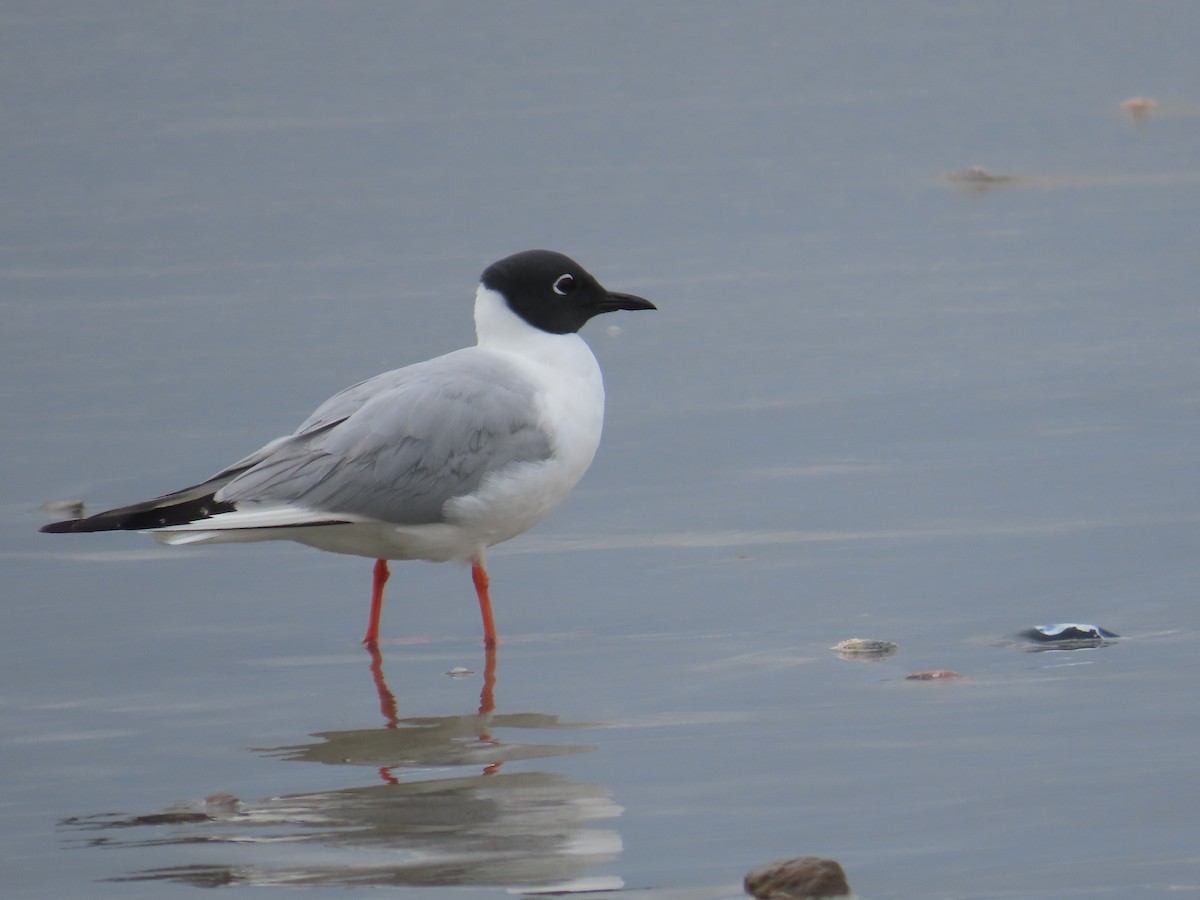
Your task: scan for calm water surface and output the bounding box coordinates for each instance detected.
[3,3,1199,898]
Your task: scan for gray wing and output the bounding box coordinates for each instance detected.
[214,349,553,525]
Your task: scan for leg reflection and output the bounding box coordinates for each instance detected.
[366,642,400,728]
[478,645,500,774]
[479,644,497,716]
[364,642,502,778]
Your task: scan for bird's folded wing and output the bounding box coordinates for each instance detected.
[215,350,554,526]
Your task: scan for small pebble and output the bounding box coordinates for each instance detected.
[40,498,85,518]
[905,669,965,681]
[445,666,474,677]
[745,856,852,900]
[1120,96,1157,118]
[830,638,897,659]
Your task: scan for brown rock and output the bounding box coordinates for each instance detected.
[745,856,851,899]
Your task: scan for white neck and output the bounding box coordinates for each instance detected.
[472,284,594,365]
[471,283,605,463]
[473,285,544,348]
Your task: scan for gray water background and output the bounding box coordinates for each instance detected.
[2,2,1199,897]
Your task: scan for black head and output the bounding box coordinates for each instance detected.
[481,249,655,335]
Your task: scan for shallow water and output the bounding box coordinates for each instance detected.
[4,3,1200,898]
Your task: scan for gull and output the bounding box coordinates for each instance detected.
[41,249,655,646]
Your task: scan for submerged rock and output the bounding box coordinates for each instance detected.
[745,856,851,900]
[905,669,965,681]
[945,165,1023,191]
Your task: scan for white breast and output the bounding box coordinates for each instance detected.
[439,286,607,548]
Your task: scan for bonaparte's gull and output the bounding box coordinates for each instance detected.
[41,250,656,646]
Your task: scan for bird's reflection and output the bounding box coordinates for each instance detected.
[60,645,623,890]
[274,646,588,782]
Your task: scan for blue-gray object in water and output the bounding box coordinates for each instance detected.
[1022,623,1119,642]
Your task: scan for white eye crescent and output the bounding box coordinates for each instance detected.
[552,273,575,296]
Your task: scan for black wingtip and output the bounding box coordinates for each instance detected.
[39,514,139,533]
[39,519,84,534]
[38,494,236,534]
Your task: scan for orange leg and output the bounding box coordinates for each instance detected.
[471,557,498,648]
[362,558,390,646]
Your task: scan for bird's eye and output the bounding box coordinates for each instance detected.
[552,274,575,296]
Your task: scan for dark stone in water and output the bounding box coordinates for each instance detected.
[745,856,851,899]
